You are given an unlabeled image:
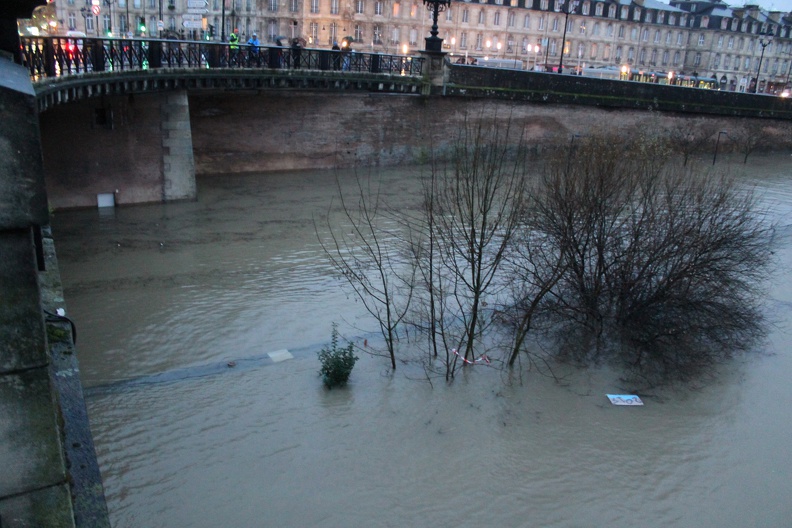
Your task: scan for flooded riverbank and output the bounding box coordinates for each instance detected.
[52,156,792,527]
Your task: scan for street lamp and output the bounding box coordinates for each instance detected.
[422,0,452,52]
[752,30,774,94]
[497,41,502,57]
[533,44,540,70]
[557,0,579,74]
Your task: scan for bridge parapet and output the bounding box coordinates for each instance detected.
[22,37,427,111]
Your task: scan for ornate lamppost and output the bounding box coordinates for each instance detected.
[557,0,579,74]
[752,30,774,94]
[422,0,451,52]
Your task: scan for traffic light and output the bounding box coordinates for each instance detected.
[208,24,215,38]
[138,17,146,34]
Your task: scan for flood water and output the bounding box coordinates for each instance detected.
[52,156,792,528]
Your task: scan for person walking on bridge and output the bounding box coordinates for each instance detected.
[229,28,240,65]
[247,33,260,66]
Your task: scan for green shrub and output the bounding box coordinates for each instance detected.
[318,324,358,389]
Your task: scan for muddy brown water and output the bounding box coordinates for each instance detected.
[52,156,792,527]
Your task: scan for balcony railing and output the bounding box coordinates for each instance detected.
[19,36,425,81]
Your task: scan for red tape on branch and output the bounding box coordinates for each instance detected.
[452,349,490,365]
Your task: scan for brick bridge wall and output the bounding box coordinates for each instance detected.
[41,89,792,209]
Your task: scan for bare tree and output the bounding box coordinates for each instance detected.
[666,119,720,166]
[317,173,415,370]
[726,121,770,164]
[512,133,774,381]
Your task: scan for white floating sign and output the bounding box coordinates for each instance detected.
[182,13,203,21]
[187,0,208,7]
[182,21,203,28]
[606,394,644,406]
[268,349,293,363]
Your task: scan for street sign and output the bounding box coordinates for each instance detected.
[182,13,203,21]
[91,5,100,15]
[182,20,203,29]
[186,0,208,7]
[187,8,208,14]
[157,20,165,30]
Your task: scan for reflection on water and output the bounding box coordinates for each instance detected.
[53,158,792,527]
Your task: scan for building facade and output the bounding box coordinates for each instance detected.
[50,0,792,93]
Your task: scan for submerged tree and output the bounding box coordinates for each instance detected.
[509,133,774,381]
[317,174,415,370]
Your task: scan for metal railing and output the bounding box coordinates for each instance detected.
[19,36,425,81]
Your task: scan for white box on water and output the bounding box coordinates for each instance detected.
[97,193,115,208]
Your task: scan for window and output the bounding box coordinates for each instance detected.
[665,31,671,44]
[628,47,634,61]
[617,25,624,38]
[676,32,682,45]
[446,8,452,21]
[133,0,141,8]
[290,0,299,11]
[603,43,610,60]
[581,1,589,15]
[475,33,483,49]
[641,28,647,41]
[717,35,723,48]
[657,12,663,23]
[595,2,603,16]
[168,16,175,30]
[331,0,338,14]
[606,23,613,37]
[390,27,398,44]
[593,22,599,35]
[478,10,485,24]
[68,12,76,29]
[269,0,278,11]
[540,0,548,9]
[375,0,382,14]
[698,34,705,46]
[673,51,680,64]
[393,2,400,16]
[615,45,622,61]
[724,55,731,69]
[508,12,515,27]
[102,14,111,32]
[356,0,364,14]
[727,36,733,49]
[712,54,720,68]
[694,52,701,66]
[460,32,467,48]
[410,2,417,18]
[355,24,363,41]
[538,15,545,30]
[620,6,628,19]
[630,27,637,40]
[552,17,559,31]
[662,50,668,65]
[494,11,500,26]
[668,14,675,25]
[608,4,615,18]
[373,24,382,43]
[650,49,657,64]
[310,0,318,12]
[550,39,556,55]
[462,8,468,23]
[589,42,597,58]
[653,30,659,43]
[633,8,640,21]
[86,15,94,30]
[310,22,318,40]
